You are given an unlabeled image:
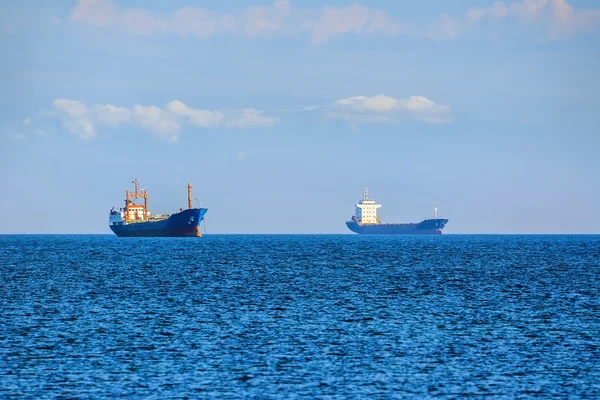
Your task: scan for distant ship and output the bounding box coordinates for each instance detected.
[346,188,448,235]
[109,178,207,237]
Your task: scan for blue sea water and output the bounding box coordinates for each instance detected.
[1,234,599,398]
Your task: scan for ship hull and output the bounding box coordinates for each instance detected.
[110,208,207,237]
[346,218,448,235]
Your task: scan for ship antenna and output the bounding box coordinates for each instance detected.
[363,188,369,201]
[434,206,438,219]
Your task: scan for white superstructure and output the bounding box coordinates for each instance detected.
[109,209,124,226]
[354,188,381,224]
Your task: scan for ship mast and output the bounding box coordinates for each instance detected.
[125,178,148,222]
[188,183,192,209]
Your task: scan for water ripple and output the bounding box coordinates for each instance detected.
[1,234,599,398]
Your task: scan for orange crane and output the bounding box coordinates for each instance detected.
[125,178,148,222]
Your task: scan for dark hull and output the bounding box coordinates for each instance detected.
[110,208,207,237]
[346,218,448,235]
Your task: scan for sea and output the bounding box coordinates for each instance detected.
[1,234,599,398]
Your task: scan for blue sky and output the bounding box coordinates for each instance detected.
[1,0,599,234]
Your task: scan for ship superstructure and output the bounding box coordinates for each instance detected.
[346,188,448,235]
[354,188,382,224]
[109,179,207,237]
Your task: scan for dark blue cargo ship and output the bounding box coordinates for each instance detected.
[346,189,448,235]
[109,179,207,237]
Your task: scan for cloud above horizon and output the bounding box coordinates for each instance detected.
[69,0,403,43]
[466,0,600,38]
[324,94,452,126]
[33,99,276,142]
[68,0,600,42]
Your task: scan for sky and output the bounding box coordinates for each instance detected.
[1,0,599,234]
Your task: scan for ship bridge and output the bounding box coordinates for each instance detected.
[354,188,381,224]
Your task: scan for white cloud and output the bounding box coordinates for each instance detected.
[94,104,131,126]
[70,0,117,28]
[22,118,31,126]
[51,99,132,139]
[121,9,162,35]
[425,14,461,40]
[325,110,394,130]
[168,7,218,37]
[303,105,319,111]
[400,96,452,123]
[12,134,26,140]
[41,99,276,141]
[69,0,286,37]
[226,109,277,128]
[66,0,418,43]
[334,95,398,112]
[53,99,88,118]
[466,0,600,37]
[237,150,247,161]
[467,0,543,24]
[68,0,600,41]
[308,3,403,43]
[549,0,600,37]
[166,100,224,127]
[329,94,451,126]
[65,118,95,139]
[52,99,95,139]
[132,105,181,142]
[245,0,291,36]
